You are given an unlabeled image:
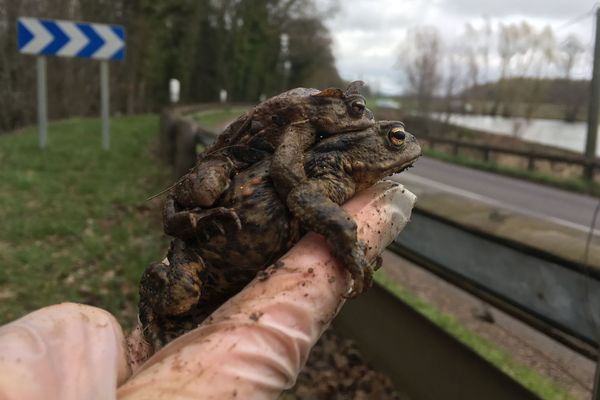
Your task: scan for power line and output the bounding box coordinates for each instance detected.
[556,3,597,31]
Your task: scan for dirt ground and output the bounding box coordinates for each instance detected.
[283,329,403,400]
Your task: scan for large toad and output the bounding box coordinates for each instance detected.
[140,121,421,349]
[165,82,374,236]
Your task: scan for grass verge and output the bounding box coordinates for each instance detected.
[374,272,574,400]
[424,148,600,197]
[192,107,248,127]
[0,116,171,328]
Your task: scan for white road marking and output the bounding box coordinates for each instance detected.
[396,172,600,236]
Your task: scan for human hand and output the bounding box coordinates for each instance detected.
[0,181,415,400]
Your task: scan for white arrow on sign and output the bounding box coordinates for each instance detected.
[55,21,89,57]
[91,24,123,60]
[18,18,52,54]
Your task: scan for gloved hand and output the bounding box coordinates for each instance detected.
[0,181,415,400]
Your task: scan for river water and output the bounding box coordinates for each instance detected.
[438,114,598,156]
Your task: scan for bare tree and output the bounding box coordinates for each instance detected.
[494,22,558,120]
[457,19,494,114]
[498,23,519,79]
[480,17,493,85]
[557,34,586,121]
[492,22,520,116]
[521,25,557,120]
[440,50,464,121]
[399,26,442,117]
[463,23,480,89]
[559,34,585,79]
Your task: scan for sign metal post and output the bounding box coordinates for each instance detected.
[36,56,47,149]
[100,60,109,150]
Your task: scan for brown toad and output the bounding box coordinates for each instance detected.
[164,81,374,236]
[139,121,421,349]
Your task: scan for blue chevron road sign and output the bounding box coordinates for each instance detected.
[17,17,125,60]
[17,17,125,150]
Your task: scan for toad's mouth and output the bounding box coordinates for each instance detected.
[389,155,420,176]
[315,124,374,141]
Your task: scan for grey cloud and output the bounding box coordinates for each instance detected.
[321,0,593,94]
[441,0,593,20]
[324,0,429,34]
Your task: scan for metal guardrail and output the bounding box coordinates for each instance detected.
[392,208,600,357]
[335,283,541,400]
[159,104,252,177]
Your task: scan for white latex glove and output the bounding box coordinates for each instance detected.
[0,181,416,400]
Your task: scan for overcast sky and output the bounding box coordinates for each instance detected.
[319,0,596,95]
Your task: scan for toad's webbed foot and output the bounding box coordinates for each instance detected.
[164,196,241,240]
[340,240,374,299]
[371,254,383,271]
[139,300,209,351]
[344,251,382,298]
[193,207,242,241]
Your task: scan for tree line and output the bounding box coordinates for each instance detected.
[0,0,342,133]
[399,19,591,122]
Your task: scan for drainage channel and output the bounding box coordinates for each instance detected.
[333,282,540,400]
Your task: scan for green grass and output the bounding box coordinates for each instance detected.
[424,148,600,197]
[192,108,248,127]
[0,116,171,328]
[374,272,575,400]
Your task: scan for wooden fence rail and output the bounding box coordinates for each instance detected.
[421,135,600,178]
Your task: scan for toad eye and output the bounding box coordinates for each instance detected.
[351,100,366,115]
[388,126,406,146]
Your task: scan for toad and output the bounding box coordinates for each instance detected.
[140,121,421,349]
[164,81,374,237]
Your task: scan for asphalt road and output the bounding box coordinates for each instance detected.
[393,157,600,234]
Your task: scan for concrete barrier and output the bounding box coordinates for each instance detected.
[158,106,218,178]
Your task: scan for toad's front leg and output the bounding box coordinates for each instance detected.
[286,179,373,297]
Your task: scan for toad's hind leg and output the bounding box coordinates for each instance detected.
[139,239,206,348]
[171,155,235,209]
[139,239,204,318]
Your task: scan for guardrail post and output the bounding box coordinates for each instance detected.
[423,138,433,151]
[583,161,595,181]
[586,8,600,181]
[594,356,600,400]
